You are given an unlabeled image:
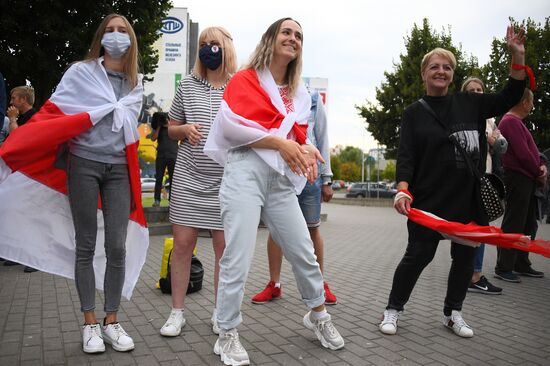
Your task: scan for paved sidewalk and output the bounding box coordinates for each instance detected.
[1,203,549,365]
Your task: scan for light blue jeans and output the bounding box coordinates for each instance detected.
[216,148,325,330]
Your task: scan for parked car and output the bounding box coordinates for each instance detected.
[331,180,346,190]
[141,177,156,192]
[345,182,397,198]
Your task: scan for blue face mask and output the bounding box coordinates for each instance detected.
[199,44,223,70]
[101,31,131,59]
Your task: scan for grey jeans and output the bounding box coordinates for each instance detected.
[217,148,325,330]
[68,154,130,313]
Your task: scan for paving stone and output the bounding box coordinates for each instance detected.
[1,203,549,365]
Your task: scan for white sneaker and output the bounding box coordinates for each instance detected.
[444,310,474,338]
[379,309,402,335]
[303,311,345,350]
[82,323,105,353]
[214,328,250,366]
[102,322,135,351]
[160,309,186,337]
[211,308,220,335]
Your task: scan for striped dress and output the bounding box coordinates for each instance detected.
[168,74,226,230]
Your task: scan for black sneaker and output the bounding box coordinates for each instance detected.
[468,276,502,295]
[515,268,544,278]
[494,271,521,283]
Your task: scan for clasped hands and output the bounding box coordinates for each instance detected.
[279,140,324,183]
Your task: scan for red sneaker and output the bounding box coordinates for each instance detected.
[251,281,281,304]
[324,282,338,305]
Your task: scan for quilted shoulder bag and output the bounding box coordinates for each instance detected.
[418,99,506,222]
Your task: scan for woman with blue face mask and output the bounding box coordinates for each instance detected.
[159,27,237,338]
[0,12,146,355]
[67,14,141,353]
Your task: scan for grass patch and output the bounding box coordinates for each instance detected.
[142,197,170,207]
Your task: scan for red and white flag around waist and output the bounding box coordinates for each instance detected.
[408,208,550,258]
[0,58,148,299]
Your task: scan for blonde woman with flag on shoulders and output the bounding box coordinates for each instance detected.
[0,14,148,354]
[205,17,344,366]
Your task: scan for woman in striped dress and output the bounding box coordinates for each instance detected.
[160,27,237,337]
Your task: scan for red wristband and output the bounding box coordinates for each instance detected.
[512,64,536,91]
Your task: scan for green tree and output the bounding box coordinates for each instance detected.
[330,155,342,180]
[382,160,396,181]
[338,146,363,166]
[482,17,550,150]
[356,18,479,157]
[340,162,361,182]
[0,0,172,106]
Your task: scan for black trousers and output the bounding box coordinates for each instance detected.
[154,156,176,201]
[495,170,536,273]
[387,239,475,315]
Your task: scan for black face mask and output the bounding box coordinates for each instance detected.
[199,44,223,70]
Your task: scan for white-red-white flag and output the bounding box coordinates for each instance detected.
[0,58,148,299]
[408,208,550,258]
[204,68,311,193]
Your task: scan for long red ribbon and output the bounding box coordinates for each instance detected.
[512,63,536,91]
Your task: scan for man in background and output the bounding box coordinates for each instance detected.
[495,88,546,282]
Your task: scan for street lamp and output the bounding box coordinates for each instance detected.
[377,144,380,198]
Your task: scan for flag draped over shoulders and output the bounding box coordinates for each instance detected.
[0,57,148,299]
[408,208,550,258]
[204,68,311,193]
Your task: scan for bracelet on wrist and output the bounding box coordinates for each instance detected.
[512,63,536,91]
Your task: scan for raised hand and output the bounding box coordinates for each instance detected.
[506,25,525,56]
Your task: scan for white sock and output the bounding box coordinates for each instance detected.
[274,282,281,288]
[311,309,328,320]
[172,308,184,313]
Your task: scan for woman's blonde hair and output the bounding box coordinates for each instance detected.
[461,77,485,92]
[246,17,303,97]
[421,48,457,74]
[193,27,237,80]
[84,14,139,88]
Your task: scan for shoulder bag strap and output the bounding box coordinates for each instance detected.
[417,98,481,180]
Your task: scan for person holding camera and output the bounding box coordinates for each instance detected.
[150,112,177,206]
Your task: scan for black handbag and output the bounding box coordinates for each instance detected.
[159,251,204,294]
[418,99,506,222]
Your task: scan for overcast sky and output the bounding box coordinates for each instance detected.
[173,0,548,152]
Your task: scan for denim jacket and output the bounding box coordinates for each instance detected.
[307,91,333,184]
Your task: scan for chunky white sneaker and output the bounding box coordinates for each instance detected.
[160,309,186,337]
[211,308,220,335]
[214,328,250,366]
[444,310,474,338]
[82,323,105,353]
[303,311,345,350]
[379,309,402,335]
[102,322,135,351]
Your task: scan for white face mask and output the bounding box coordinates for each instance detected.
[101,31,131,59]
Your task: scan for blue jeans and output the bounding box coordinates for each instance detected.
[297,177,322,228]
[217,148,325,330]
[68,154,130,313]
[473,244,485,273]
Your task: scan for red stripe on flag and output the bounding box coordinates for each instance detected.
[126,141,146,227]
[408,208,550,258]
[0,100,93,193]
[224,69,308,144]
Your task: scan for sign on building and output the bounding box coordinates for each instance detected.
[144,8,190,113]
